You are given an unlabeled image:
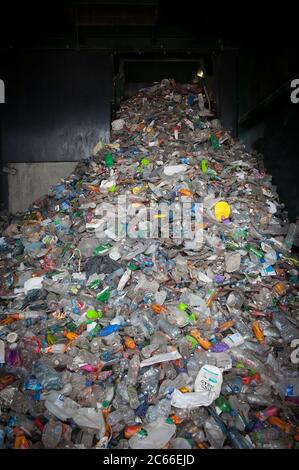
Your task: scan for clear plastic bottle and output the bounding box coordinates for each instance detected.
[32,361,63,391]
[127,384,140,410]
[43,392,80,421]
[0,339,5,365]
[106,407,135,428]
[171,438,192,449]
[284,223,297,252]
[129,419,176,449]
[19,336,41,369]
[251,427,283,448]
[42,419,63,448]
[157,318,181,340]
[161,361,177,380]
[77,379,95,407]
[141,367,160,401]
[128,355,140,386]
[146,398,172,423]
[272,311,299,343]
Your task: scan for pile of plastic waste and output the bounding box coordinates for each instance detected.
[0,79,298,449]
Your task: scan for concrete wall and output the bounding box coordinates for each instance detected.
[7,162,77,214]
[238,44,299,222]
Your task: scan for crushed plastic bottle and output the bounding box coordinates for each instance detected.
[0,78,298,449]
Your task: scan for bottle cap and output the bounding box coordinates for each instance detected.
[6,332,18,344]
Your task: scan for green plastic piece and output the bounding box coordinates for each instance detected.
[201,159,208,173]
[87,279,102,290]
[46,332,55,345]
[187,314,196,322]
[93,244,112,256]
[236,363,245,369]
[185,335,198,348]
[127,262,140,271]
[178,303,188,312]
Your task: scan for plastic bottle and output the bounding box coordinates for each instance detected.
[19,336,41,369]
[73,408,105,436]
[251,321,265,343]
[284,223,297,252]
[0,340,5,365]
[171,437,192,449]
[151,303,167,315]
[146,398,172,423]
[128,355,140,386]
[42,419,63,448]
[255,406,279,422]
[157,318,181,340]
[245,243,265,263]
[227,426,252,449]
[77,379,95,407]
[104,153,114,168]
[207,406,252,449]
[32,362,63,391]
[106,408,135,428]
[129,419,176,449]
[271,311,299,343]
[215,396,234,414]
[127,384,140,410]
[251,427,283,447]
[190,329,212,350]
[43,392,80,421]
[42,344,68,354]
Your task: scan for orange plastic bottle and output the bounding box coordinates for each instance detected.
[206,289,220,307]
[252,321,265,343]
[268,416,293,434]
[87,184,100,193]
[151,303,167,314]
[216,320,236,333]
[64,331,79,342]
[14,431,30,449]
[178,189,192,197]
[123,336,136,350]
[190,329,212,350]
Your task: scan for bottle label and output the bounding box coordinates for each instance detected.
[54,394,65,408]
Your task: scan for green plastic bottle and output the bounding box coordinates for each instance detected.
[104,153,114,168]
[214,396,233,414]
[245,243,265,262]
[210,134,220,151]
[96,287,110,303]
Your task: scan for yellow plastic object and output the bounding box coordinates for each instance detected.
[214,201,231,221]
